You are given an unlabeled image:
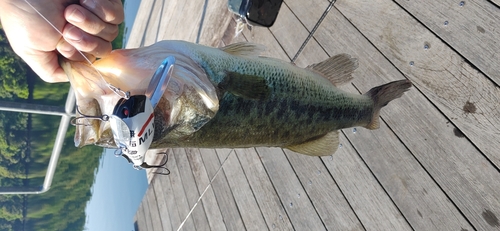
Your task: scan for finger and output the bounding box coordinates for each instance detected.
[65,4,119,42]
[62,24,113,58]
[22,51,69,83]
[57,40,97,62]
[80,0,124,25]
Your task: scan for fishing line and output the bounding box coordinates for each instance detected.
[291,0,336,62]
[23,0,130,99]
[176,149,234,231]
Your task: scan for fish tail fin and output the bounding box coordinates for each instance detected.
[364,79,412,129]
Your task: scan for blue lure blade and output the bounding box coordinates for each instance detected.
[146,56,176,108]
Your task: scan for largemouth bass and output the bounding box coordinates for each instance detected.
[62,40,411,156]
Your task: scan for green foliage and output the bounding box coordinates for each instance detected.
[0,111,28,186]
[0,27,29,100]
[0,113,103,230]
[112,21,126,49]
[32,76,70,106]
[0,203,23,221]
[25,132,102,231]
[112,0,126,49]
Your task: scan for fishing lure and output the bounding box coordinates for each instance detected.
[109,56,175,171]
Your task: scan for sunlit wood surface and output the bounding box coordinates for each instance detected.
[133,0,500,230]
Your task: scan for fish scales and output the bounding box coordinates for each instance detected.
[150,42,374,149]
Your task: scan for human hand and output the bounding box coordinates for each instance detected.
[0,0,124,83]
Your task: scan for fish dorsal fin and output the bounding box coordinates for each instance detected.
[220,42,266,57]
[307,54,359,86]
[286,131,339,156]
[219,71,271,100]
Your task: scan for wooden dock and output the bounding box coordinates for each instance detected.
[131,0,500,230]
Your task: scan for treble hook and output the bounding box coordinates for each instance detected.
[119,151,170,175]
[71,106,110,126]
[139,152,171,175]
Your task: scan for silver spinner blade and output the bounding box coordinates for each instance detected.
[146,56,176,108]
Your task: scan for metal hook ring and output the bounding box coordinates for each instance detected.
[114,149,123,157]
[133,165,142,170]
[107,83,130,100]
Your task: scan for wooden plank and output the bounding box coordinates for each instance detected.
[263,2,312,59]
[311,1,500,230]
[333,0,500,169]
[129,0,231,46]
[393,0,500,85]
[492,0,500,8]
[185,148,227,231]
[197,0,233,46]
[200,149,246,230]
[146,182,164,231]
[135,202,148,231]
[235,148,295,230]
[320,134,412,230]
[256,147,327,231]
[282,1,474,229]
[156,0,174,43]
[173,148,210,230]
[241,27,290,60]
[126,0,156,48]
[156,164,182,230]
[157,0,204,42]
[284,151,364,230]
[142,0,164,46]
[283,0,331,30]
[219,18,239,47]
[215,148,233,163]
[168,148,197,231]
[145,149,168,184]
[340,117,474,230]
[153,177,173,231]
[142,187,155,231]
[216,149,269,230]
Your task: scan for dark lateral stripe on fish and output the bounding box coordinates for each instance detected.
[219,95,372,128]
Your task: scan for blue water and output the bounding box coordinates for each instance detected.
[84,149,148,231]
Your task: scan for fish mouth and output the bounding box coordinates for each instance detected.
[60,41,221,149]
[60,57,117,148]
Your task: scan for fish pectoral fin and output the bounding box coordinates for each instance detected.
[307,54,359,86]
[220,72,271,100]
[286,131,339,156]
[220,42,266,57]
